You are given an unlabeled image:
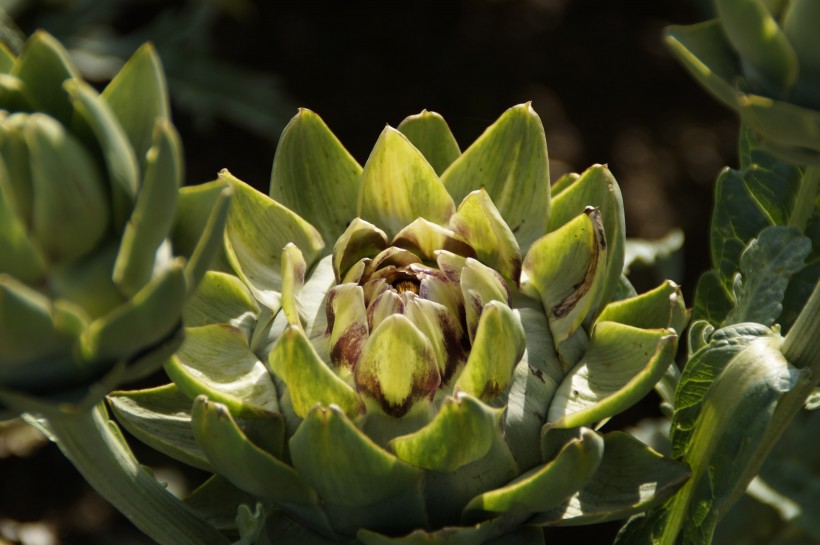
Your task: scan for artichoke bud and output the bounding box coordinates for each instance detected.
[0,32,229,410]
[118,105,689,542]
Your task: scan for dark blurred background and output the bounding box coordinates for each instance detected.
[0,0,739,543]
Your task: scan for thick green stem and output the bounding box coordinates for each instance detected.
[40,404,230,545]
[788,166,819,233]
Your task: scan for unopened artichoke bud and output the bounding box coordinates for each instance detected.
[111,105,689,543]
[667,0,820,165]
[0,32,229,413]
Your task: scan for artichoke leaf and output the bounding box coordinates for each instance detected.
[166,323,279,417]
[11,31,78,125]
[547,164,625,314]
[531,432,690,526]
[737,93,820,156]
[326,283,369,370]
[441,103,550,252]
[449,189,522,284]
[0,42,15,72]
[358,126,456,238]
[101,42,169,167]
[454,301,526,402]
[393,218,475,262]
[281,243,307,329]
[81,258,186,364]
[289,404,426,508]
[220,170,324,312]
[356,513,530,545]
[547,322,677,429]
[267,325,363,419]
[183,271,259,331]
[596,280,689,336]
[522,208,607,345]
[0,276,86,388]
[185,476,266,532]
[108,383,212,471]
[65,78,139,232]
[191,396,331,534]
[332,218,388,282]
[389,393,502,472]
[397,109,461,175]
[113,119,182,296]
[0,158,46,283]
[269,108,362,244]
[25,113,110,264]
[183,183,233,296]
[463,428,603,518]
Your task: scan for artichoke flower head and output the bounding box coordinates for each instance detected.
[0,32,229,412]
[112,104,691,543]
[666,0,820,165]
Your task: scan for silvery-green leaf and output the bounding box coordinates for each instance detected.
[0,112,34,227]
[665,20,742,109]
[725,225,810,326]
[531,432,689,526]
[547,322,677,429]
[268,325,362,419]
[220,170,324,312]
[389,393,502,472]
[716,0,798,94]
[358,126,455,238]
[737,94,820,164]
[623,229,684,276]
[11,31,78,125]
[165,324,278,417]
[101,43,169,168]
[397,110,461,175]
[0,42,15,73]
[454,301,525,401]
[108,384,212,471]
[548,164,625,313]
[269,109,362,244]
[450,189,522,284]
[65,79,139,232]
[113,119,181,296]
[441,103,550,251]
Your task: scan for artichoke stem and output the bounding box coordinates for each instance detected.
[33,404,229,545]
[788,165,819,233]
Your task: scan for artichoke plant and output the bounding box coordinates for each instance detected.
[0,31,229,411]
[111,104,691,544]
[666,0,820,165]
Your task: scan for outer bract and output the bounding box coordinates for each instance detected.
[111,105,691,544]
[0,32,230,413]
[666,0,820,165]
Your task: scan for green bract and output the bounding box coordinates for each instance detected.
[666,0,820,165]
[111,105,691,543]
[0,32,230,412]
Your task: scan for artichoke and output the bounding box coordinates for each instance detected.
[0,32,229,411]
[666,0,820,165]
[111,104,691,544]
